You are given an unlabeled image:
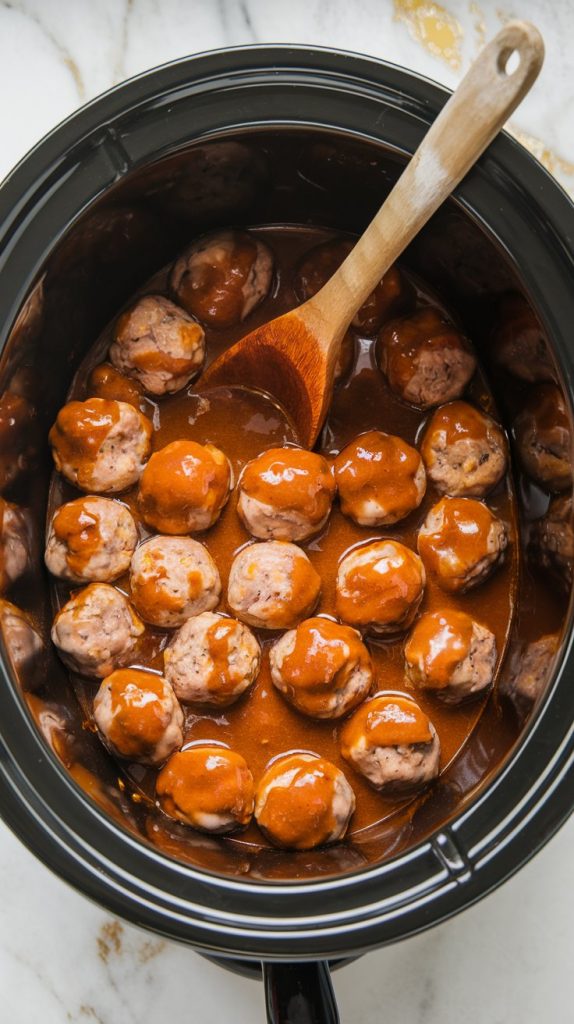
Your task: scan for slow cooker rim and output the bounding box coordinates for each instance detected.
[1,46,574,959]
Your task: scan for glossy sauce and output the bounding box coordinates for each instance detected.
[51,499,102,577]
[404,610,475,688]
[240,448,334,519]
[335,431,423,523]
[418,497,502,582]
[341,694,433,750]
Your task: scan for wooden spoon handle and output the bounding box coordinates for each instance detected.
[311,20,544,341]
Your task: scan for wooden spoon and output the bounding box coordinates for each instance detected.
[201,22,544,447]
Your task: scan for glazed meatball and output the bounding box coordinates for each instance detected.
[138,439,231,534]
[49,398,152,494]
[334,430,426,527]
[0,497,30,593]
[514,384,571,492]
[45,496,138,583]
[227,541,321,630]
[340,693,440,793]
[237,447,335,541]
[294,237,414,335]
[51,583,144,678]
[110,294,205,396]
[502,633,559,709]
[404,609,497,704]
[493,293,555,383]
[531,493,573,594]
[87,362,145,408]
[0,391,35,492]
[269,617,372,719]
[254,753,355,849]
[0,599,44,679]
[336,540,425,636]
[418,497,508,593]
[378,307,476,409]
[164,611,260,706]
[93,668,184,765]
[130,536,221,628]
[170,230,273,328]
[420,401,507,498]
[156,745,254,833]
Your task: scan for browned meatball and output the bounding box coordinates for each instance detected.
[404,609,497,704]
[45,496,137,583]
[418,497,508,593]
[138,439,231,534]
[51,583,145,678]
[110,295,205,396]
[0,497,30,593]
[514,384,571,492]
[502,633,560,709]
[237,447,335,541]
[49,398,152,494]
[254,753,355,849]
[170,230,273,328]
[227,541,321,630]
[336,540,425,636]
[340,693,440,793]
[334,430,426,526]
[93,668,184,765]
[86,363,145,409]
[492,293,555,383]
[294,237,414,334]
[531,493,573,594]
[420,401,507,498]
[269,617,373,719]
[378,307,476,409]
[156,745,254,833]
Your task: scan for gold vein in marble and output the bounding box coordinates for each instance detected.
[508,125,574,184]
[394,0,463,69]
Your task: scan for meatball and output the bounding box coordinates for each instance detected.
[378,307,476,409]
[0,599,44,680]
[227,541,321,630]
[110,294,205,396]
[156,745,254,833]
[514,384,571,492]
[340,693,440,793]
[51,583,145,678]
[49,398,152,494]
[138,439,231,534]
[87,363,144,408]
[294,237,414,335]
[130,536,221,628]
[164,611,260,706]
[502,633,559,709]
[404,609,497,704]
[170,230,273,328]
[531,493,573,594]
[0,391,35,492]
[269,616,372,719]
[418,496,508,593]
[237,447,335,541]
[0,497,30,593]
[254,752,355,849]
[334,430,426,527]
[45,496,138,583]
[94,668,184,765]
[420,401,507,498]
[336,540,425,636]
[492,293,555,383]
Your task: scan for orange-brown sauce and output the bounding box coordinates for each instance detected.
[103,668,172,757]
[49,398,120,472]
[341,694,433,750]
[335,430,423,523]
[404,610,474,688]
[280,617,367,692]
[418,496,500,581]
[138,439,230,533]
[422,400,495,447]
[240,448,334,519]
[52,498,102,576]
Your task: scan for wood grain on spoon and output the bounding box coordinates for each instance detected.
[201,22,544,447]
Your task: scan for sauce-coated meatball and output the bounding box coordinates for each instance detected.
[254,752,355,849]
[0,497,30,593]
[156,745,254,833]
[269,616,372,719]
[294,237,414,335]
[93,668,184,765]
[336,540,425,635]
[493,293,555,383]
[418,496,508,592]
[49,398,152,494]
[502,633,559,709]
[514,384,571,492]
[420,401,507,498]
[130,536,221,628]
[404,609,497,704]
[51,583,144,678]
[237,447,335,541]
[334,430,426,527]
[531,493,573,594]
[340,693,440,793]
[45,496,137,583]
[164,611,260,706]
[378,307,476,409]
[138,439,231,534]
[0,391,35,492]
[170,230,273,328]
[110,295,205,396]
[87,363,144,408]
[228,541,321,629]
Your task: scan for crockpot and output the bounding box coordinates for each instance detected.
[1,46,573,1023]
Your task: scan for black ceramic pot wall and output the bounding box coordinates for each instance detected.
[0,47,573,961]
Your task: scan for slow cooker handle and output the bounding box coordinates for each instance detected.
[263,961,339,1024]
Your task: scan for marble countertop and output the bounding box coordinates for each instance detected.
[1,1,573,1021]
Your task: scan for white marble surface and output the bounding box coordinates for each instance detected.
[1,1,574,1021]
